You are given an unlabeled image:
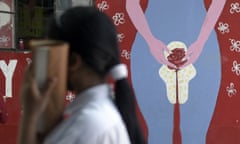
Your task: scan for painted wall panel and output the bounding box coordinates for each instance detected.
[0,51,31,144]
[95,0,240,143]
[1,0,240,143]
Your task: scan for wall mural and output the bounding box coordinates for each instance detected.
[1,0,240,143]
[95,0,240,143]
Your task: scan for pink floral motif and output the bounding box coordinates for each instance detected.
[217,22,230,34]
[232,60,240,76]
[26,58,32,65]
[97,1,109,12]
[117,33,125,42]
[121,49,131,60]
[226,82,237,97]
[112,12,125,26]
[230,2,240,14]
[66,92,75,102]
[229,39,240,52]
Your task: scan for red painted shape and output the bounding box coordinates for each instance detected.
[0,96,8,124]
[173,71,182,144]
[0,51,32,144]
[205,0,240,143]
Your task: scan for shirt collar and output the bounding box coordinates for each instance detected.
[64,84,113,116]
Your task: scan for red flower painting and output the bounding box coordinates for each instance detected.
[167,48,187,70]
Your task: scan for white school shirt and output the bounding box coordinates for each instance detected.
[44,84,131,144]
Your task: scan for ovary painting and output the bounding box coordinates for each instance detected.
[95,0,240,144]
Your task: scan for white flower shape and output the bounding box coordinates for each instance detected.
[121,49,131,60]
[229,39,240,52]
[26,58,32,65]
[117,33,125,42]
[66,92,75,102]
[226,82,237,97]
[97,1,109,12]
[217,22,230,34]
[232,60,240,76]
[230,2,240,14]
[112,12,125,26]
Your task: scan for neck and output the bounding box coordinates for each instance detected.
[76,79,104,94]
[72,70,105,94]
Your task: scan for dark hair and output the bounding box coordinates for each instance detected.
[47,6,146,144]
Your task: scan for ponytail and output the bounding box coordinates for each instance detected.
[110,64,146,144]
[115,79,146,144]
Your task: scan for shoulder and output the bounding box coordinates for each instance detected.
[73,100,130,143]
[78,99,125,133]
[45,99,130,144]
[94,124,131,144]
